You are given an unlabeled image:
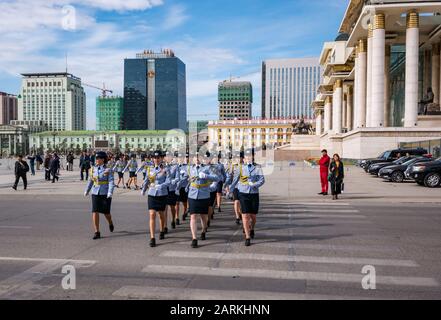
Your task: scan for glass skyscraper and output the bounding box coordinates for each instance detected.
[261,58,321,119]
[123,49,187,131]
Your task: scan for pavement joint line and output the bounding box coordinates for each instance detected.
[0,256,97,266]
[260,214,367,219]
[265,209,360,213]
[159,250,419,267]
[0,226,32,229]
[112,285,372,300]
[141,265,439,287]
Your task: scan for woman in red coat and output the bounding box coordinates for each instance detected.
[317,149,330,195]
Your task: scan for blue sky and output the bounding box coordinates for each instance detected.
[0,0,348,129]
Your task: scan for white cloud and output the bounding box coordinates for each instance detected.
[163,4,189,30]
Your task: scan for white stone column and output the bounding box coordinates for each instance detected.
[324,96,332,133]
[366,24,373,127]
[432,43,440,104]
[404,11,420,127]
[424,50,431,93]
[316,111,323,136]
[371,14,386,127]
[332,80,343,134]
[357,39,367,128]
[342,93,347,130]
[347,86,353,131]
[353,48,359,128]
[384,45,391,127]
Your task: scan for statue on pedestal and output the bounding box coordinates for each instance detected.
[293,117,313,135]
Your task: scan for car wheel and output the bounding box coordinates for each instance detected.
[424,173,441,188]
[391,171,404,183]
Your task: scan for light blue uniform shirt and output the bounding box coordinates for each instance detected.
[85,165,115,197]
[113,160,126,173]
[165,163,179,192]
[123,159,138,173]
[137,161,153,175]
[141,165,169,197]
[175,163,190,195]
[187,164,220,200]
[230,163,265,194]
[208,163,227,193]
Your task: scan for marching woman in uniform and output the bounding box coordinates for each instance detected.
[114,155,127,189]
[123,153,139,190]
[175,153,190,223]
[225,151,243,225]
[187,154,219,248]
[137,153,153,181]
[165,151,179,231]
[215,152,227,213]
[141,151,170,248]
[230,149,265,246]
[84,151,115,240]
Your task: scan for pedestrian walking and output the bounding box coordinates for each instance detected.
[27,154,36,176]
[12,155,29,191]
[175,152,190,224]
[329,154,344,200]
[113,156,127,188]
[230,149,265,247]
[79,151,91,181]
[225,151,243,225]
[318,149,330,195]
[214,152,226,214]
[36,154,43,171]
[141,151,169,248]
[164,151,179,231]
[84,151,115,240]
[187,154,220,248]
[44,153,51,181]
[50,153,60,183]
[67,152,75,171]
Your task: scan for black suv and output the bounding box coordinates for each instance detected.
[378,156,433,182]
[359,148,428,172]
[407,158,441,187]
[367,156,414,176]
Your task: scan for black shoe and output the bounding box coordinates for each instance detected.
[235,218,241,225]
[182,213,187,221]
[12,186,17,191]
[245,238,251,247]
[164,227,168,234]
[109,224,114,232]
[323,192,328,196]
[200,232,206,241]
[218,207,221,213]
[207,220,210,228]
[93,232,101,240]
[191,239,198,248]
[250,229,255,239]
[159,232,165,240]
[150,238,156,247]
[318,192,324,195]
[176,218,180,225]
[171,221,176,229]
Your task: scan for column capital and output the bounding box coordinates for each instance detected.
[406,11,419,29]
[368,24,373,38]
[325,96,333,104]
[373,13,385,30]
[334,80,343,90]
[358,39,367,53]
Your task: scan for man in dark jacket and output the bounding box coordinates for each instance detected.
[50,153,61,183]
[44,153,51,181]
[67,152,74,171]
[12,155,29,190]
[79,151,91,181]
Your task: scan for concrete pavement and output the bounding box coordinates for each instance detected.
[0,162,440,299]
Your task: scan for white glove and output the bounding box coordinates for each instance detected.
[141,190,146,196]
[107,194,112,199]
[199,172,207,179]
[248,182,255,187]
[210,182,217,189]
[180,170,186,174]
[84,192,89,197]
[155,184,162,189]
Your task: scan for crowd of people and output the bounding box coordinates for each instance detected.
[82,149,265,248]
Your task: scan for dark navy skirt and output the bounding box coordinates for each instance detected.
[148,195,167,212]
[177,187,188,203]
[188,198,210,215]
[238,192,259,214]
[233,188,239,201]
[209,191,216,207]
[166,190,178,206]
[92,195,112,214]
[216,181,224,193]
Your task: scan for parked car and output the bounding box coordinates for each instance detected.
[407,158,441,187]
[378,156,433,182]
[367,156,415,176]
[359,148,428,172]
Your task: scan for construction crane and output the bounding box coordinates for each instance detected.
[223,70,260,83]
[83,82,113,98]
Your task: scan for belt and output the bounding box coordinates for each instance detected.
[94,181,109,186]
[191,182,211,189]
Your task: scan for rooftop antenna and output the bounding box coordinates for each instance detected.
[65,52,68,73]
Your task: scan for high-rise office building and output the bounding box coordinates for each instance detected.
[261,58,321,119]
[218,81,252,120]
[96,96,124,131]
[123,49,187,131]
[18,73,86,131]
[0,92,18,125]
